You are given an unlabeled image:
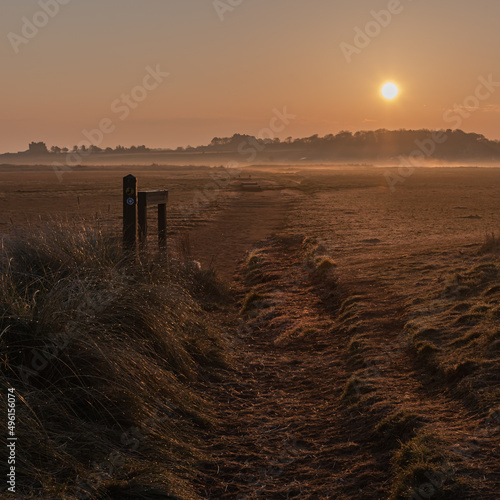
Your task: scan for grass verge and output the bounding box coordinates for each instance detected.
[404,259,500,412]
[0,222,230,499]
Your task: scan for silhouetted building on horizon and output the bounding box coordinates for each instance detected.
[28,142,48,154]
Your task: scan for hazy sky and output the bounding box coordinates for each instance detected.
[1,0,500,152]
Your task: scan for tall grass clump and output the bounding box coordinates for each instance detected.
[0,222,229,499]
[389,432,470,500]
[479,231,500,254]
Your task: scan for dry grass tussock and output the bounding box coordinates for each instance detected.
[478,231,500,255]
[0,222,230,499]
[405,259,500,413]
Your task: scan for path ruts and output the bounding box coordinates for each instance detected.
[198,234,499,499]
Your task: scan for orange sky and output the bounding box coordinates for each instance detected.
[1,0,500,153]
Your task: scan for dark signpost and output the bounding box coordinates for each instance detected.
[123,174,137,251]
[123,175,168,254]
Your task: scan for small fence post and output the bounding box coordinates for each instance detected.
[158,203,167,250]
[123,175,137,251]
[138,191,148,247]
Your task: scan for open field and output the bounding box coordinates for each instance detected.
[2,164,500,278]
[0,164,239,234]
[2,163,499,246]
[1,163,499,498]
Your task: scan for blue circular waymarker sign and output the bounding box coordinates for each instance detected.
[126,197,135,206]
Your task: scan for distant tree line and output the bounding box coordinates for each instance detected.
[197,129,500,160]
[26,142,150,155]
[23,129,500,160]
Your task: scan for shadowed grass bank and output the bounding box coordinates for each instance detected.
[0,222,231,499]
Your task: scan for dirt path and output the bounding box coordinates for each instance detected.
[186,190,294,281]
[199,235,366,498]
[183,191,499,498]
[196,235,499,499]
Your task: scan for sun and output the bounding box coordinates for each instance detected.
[381,82,399,100]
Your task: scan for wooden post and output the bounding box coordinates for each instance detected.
[123,175,137,251]
[158,203,167,250]
[138,191,148,246]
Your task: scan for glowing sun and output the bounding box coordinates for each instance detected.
[381,82,399,100]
